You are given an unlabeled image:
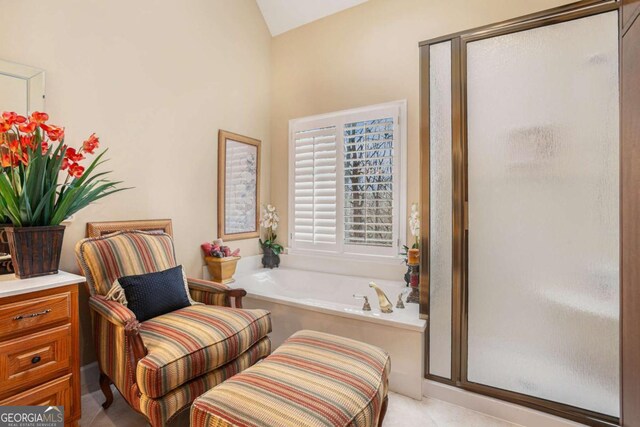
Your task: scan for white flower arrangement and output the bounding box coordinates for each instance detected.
[260,204,280,231]
[259,204,283,255]
[409,202,420,247]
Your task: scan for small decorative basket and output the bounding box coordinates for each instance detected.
[204,256,240,284]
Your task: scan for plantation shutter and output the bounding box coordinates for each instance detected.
[342,106,400,257]
[289,102,404,258]
[291,118,339,251]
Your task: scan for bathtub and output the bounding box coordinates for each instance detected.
[223,265,427,400]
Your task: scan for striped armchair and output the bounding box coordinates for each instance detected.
[76,231,272,427]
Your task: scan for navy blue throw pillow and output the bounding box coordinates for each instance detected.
[118,265,191,322]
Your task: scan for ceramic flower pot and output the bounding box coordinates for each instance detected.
[5,225,65,279]
[204,255,240,284]
[261,246,280,269]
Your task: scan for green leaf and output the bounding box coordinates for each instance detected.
[0,196,16,225]
[70,150,110,188]
[0,174,22,226]
[64,187,129,220]
[20,190,33,225]
[24,152,47,215]
[31,184,59,222]
[50,186,82,225]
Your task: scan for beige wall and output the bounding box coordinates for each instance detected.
[0,0,271,364]
[0,0,579,366]
[270,0,574,247]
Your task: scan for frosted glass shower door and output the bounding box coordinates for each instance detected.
[428,41,453,379]
[466,11,619,416]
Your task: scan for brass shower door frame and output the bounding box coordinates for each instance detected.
[419,1,621,426]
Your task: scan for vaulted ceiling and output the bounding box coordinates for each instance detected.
[256,0,369,36]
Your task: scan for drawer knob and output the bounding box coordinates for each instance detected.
[13,309,52,321]
[31,355,41,364]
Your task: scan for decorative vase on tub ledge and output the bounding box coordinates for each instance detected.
[403,202,421,303]
[204,255,241,284]
[259,204,283,269]
[0,111,127,278]
[261,244,280,269]
[201,240,240,284]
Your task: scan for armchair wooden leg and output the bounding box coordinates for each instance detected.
[378,395,389,427]
[99,372,114,410]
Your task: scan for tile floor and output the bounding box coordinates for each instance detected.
[80,389,520,426]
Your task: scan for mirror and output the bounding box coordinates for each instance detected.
[0,60,45,274]
[0,59,45,115]
[217,130,261,241]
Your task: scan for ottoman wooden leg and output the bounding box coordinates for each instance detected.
[378,395,389,426]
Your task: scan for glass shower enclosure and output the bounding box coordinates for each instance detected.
[421,2,620,423]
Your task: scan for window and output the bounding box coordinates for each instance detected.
[288,101,406,258]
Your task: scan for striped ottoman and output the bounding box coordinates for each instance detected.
[191,330,391,427]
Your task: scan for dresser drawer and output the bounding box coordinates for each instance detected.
[0,373,74,419]
[0,324,71,396]
[0,292,71,339]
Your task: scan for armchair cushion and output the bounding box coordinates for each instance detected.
[136,304,271,398]
[118,266,191,322]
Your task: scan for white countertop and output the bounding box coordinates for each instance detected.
[0,271,86,298]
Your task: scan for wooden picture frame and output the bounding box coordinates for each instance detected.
[86,219,173,238]
[218,130,261,241]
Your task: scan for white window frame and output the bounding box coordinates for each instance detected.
[288,100,407,260]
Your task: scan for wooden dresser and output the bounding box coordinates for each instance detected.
[0,272,84,427]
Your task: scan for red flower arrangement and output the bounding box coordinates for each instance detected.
[0,111,127,227]
[201,241,240,258]
[0,111,89,174]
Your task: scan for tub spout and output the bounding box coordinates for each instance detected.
[369,282,393,313]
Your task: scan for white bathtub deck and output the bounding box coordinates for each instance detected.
[226,266,427,400]
[229,267,426,331]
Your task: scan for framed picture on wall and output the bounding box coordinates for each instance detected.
[218,130,261,241]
